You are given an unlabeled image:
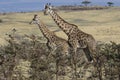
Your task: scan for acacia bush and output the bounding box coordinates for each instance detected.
[0,30,119,80]
[95,41,120,80]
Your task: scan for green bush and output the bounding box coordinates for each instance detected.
[0,30,120,80]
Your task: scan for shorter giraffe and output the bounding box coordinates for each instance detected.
[30,14,69,55]
[29,14,70,80]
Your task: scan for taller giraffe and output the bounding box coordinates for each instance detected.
[30,14,70,80]
[43,3,97,78]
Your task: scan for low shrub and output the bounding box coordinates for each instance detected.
[0,30,119,80]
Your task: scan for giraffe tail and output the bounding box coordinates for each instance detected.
[83,47,93,62]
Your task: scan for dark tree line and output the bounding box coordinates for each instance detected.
[81,0,114,7]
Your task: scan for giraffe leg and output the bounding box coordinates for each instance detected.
[70,48,78,80]
[69,48,74,79]
[47,46,57,59]
[68,39,78,80]
[87,40,97,65]
[47,42,57,58]
[73,48,78,80]
[87,42,98,76]
[56,53,60,80]
[47,50,54,58]
[89,48,97,66]
[68,49,74,79]
[46,46,57,80]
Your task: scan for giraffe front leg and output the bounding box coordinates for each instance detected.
[46,42,57,80]
[73,48,78,80]
[69,48,76,79]
[87,42,98,76]
[68,40,78,80]
[86,40,97,65]
[46,42,52,58]
[46,42,57,58]
[88,47,97,66]
[70,48,78,80]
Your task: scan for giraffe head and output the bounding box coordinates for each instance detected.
[44,3,52,15]
[29,14,40,24]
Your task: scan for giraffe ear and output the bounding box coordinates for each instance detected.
[45,3,48,9]
[48,4,52,9]
[48,3,51,5]
[46,3,48,5]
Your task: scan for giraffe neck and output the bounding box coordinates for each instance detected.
[49,10,77,35]
[36,20,55,40]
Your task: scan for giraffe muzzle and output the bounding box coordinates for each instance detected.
[43,11,48,15]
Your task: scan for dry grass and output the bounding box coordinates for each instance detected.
[0,7,120,45]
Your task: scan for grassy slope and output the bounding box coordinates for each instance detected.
[0,7,120,45]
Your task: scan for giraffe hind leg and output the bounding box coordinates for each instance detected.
[83,47,93,62]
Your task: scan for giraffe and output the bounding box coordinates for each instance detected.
[43,3,97,79]
[29,14,70,80]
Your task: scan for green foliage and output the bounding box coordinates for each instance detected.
[81,0,91,6]
[0,30,50,80]
[96,41,120,80]
[0,30,120,80]
[107,2,114,7]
